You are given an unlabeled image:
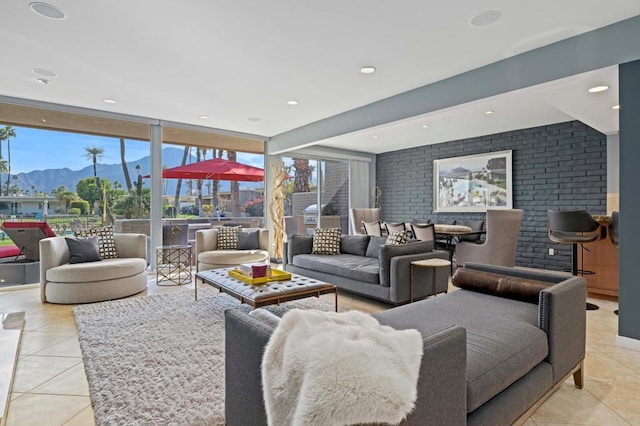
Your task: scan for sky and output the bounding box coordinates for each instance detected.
[2,126,264,174]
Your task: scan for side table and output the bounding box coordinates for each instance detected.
[156,245,192,286]
[410,258,451,302]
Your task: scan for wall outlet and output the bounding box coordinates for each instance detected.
[548,248,555,256]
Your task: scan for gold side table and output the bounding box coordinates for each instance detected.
[410,258,451,302]
[156,245,192,286]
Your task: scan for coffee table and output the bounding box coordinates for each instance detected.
[195,268,338,311]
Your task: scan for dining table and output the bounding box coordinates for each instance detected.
[433,224,483,273]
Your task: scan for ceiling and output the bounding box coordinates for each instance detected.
[1,1,638,154]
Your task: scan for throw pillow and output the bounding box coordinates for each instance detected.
[76,225,118,259]
[386,230,408,245]
[217,226,240,250]
[452,268,552,304]
[238,229,260,250]
[340,235,370,256]
[311,227,341,255]
[365,236,387,258]
[65,236,101,264]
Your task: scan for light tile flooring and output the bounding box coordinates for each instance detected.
[0,278,638,425]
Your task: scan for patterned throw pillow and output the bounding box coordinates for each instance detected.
[312,227,342,255]
[386,230,408,245]
[217,226,240,250]
[76,225,118,259]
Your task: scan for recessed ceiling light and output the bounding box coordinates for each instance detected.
[360,66,376,74]
[29,2,67,20]
[287,100,299,106]
[612,105,620,110]
[36,78,50,85]
[588,85,609,93]
[103,98,117,104]
[372,135,378,139]
[422,124,430,128]
[485,110,494,115]
[248,117,261,122]
[470,11,501,27]
[41,118,47,123]
[32,68,57,78]
[199,115,209,120]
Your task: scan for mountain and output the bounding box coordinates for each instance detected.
[13,147,263,195]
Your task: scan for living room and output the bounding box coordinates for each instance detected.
[2,2,640,425]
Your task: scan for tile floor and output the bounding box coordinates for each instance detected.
[0,278,638,425]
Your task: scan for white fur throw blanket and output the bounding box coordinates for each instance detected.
[261,309,424,426]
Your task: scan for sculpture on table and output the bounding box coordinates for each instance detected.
[270,161,291,260]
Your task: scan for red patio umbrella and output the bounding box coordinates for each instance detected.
[148,158,264,182]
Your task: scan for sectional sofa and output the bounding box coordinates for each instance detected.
[284,234,450,304]
[224,262,586,425]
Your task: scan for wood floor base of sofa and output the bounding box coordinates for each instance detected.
[513,360,584,426]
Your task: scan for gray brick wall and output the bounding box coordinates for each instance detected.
[376,120,607,271]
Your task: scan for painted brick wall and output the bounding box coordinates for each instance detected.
[376,120,607,271]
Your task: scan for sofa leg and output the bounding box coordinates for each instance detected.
[573,361,584,389]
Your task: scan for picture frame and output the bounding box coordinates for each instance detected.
[433,150,513,212]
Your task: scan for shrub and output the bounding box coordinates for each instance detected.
[242,197,263,217]
[70,200,89,215]
[68,207,81,215]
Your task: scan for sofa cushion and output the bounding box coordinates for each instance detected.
[239,229,260,250]
[77,225,118,259]
[312,228,341,255]
[452,268,552,304]
[340,235,370,256]
[198,249,269,267]
[292,254,380,284]
[46,258,147,283]
[65,236,101,264]
[373,289,548,413]
[365,236,387,258]
[217,226,240,249]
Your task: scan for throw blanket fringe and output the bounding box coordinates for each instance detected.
[262,309,423,426]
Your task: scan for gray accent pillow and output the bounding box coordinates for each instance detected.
[239,229,260,250]
[65,236,101,264]
[340,235,370,256]
[365,236,388,258]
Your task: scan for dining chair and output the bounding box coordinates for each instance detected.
[384,222,406,235]
[410,223,435,242]
[362,220,383,237]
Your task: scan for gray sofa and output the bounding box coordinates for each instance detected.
[224,263,586,425]
[284,234,449,305]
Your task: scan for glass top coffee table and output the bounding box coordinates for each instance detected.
[195,268,338,311]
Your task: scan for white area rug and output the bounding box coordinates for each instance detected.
[73,287,338,426]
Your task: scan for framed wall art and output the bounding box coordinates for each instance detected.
[433,150,513,212]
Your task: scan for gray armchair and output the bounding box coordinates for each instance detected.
[455,209,523,268]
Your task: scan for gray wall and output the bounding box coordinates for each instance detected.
[376,120,607,272]
[618,60,640,341]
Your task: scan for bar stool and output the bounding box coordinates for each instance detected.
[547,209,602,310]
[610,211,619,315]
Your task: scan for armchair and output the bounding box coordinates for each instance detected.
[195,228,269,272]
[455,209,523,268]
[349,208,381,235]
[39,233,148,304]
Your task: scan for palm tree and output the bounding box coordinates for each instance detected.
[227,150,240,216]
[120,138,132,191]
[293,158,313,192]
[83,146,105,178]
[0,126,17,196]
[173,146,190,214]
